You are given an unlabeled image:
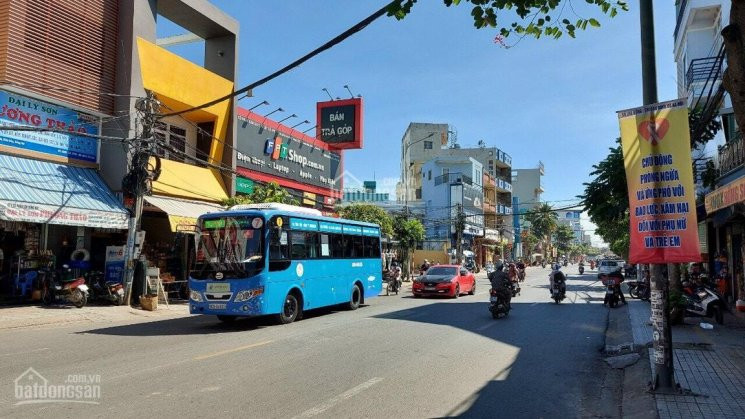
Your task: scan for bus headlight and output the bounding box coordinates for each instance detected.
[190,290,204,302]
[234,287,264,302]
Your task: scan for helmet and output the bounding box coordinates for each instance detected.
[493,261,504,272]
[553,263,561,271]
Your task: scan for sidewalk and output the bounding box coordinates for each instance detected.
[0,303,190,331]
[627,300,745,418]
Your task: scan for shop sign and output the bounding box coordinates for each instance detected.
[316,98,363,150]
[236,176,254,195]
[705,176,745,214]
[323,197,336,207]
[618,99,700,263]
[105,246,126,283]
[302,192,316,206]
[0,89,99,165]
[0,200,128,229]
[236,116,342,191]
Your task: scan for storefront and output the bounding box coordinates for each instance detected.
[705,177,745,302]
[235,107,342,214]
[0,154,128,298]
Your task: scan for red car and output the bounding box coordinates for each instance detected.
[412,265,476,298]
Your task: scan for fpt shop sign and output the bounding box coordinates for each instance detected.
[316,98,363,150]
[0,90,99,165]
[236,116,342,192]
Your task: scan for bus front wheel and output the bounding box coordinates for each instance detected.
[276,293,301,324]
[347,284,362,310]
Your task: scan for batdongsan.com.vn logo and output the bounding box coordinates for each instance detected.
[14,368,101,405]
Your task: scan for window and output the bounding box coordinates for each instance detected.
[442,168,449,176]
[423,141,433,150]
[153,121,190,163]
[269,228,291,272]
[415,188,422,199]
[345,235,365,258]
[320,234,331,257]
[364,236,381,258]
[290,231,319,259]
[428,170,431,181]
[330,234,345,258]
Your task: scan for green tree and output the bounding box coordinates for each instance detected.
[553,224,575,255]
[525,203,558,257]
[387,0,628,39]
[521,230,539,259]
[222,182,298,207]
[337,204,394,238]
[393,215,425,280]
[579,139,630,259]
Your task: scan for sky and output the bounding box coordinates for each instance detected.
[160,1,680,246]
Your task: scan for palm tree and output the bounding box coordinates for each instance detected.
[525,203,558,260]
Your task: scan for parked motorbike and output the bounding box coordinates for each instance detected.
[87,271,124,305]
[681,284,726,325]
[489,288,510,319]
[41,265,89,308]
[384,267,402,296]
[626,280,650,300]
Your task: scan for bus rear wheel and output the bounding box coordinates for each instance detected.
[347,285,362,310]
[276,293,301,324]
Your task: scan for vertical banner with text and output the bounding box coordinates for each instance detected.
[618,99,700,263]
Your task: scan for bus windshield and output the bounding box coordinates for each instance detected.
[191,216,265,279]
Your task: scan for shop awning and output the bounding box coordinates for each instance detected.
[144,195,224,232]
[0,154,128,229]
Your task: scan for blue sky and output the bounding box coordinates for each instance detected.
[161,1,679,243]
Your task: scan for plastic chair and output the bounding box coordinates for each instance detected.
[16,270,38,297]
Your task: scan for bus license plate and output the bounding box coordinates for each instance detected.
[208,303,227,310]
[207,283,230,293]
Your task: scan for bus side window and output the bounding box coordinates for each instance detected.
[330,234,345,258]
[269,229,291,272]
[290,231,307,259]
[364,236,381,258]
[320,234,331,257]
[350,235,364,258]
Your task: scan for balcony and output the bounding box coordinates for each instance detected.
[496,178,512,193]
[718,138,745,177]
[686,56,723,92]
[434,173,472,186]
[497,205,513,215]
[483,200,496,214]
[494,149,512,169]
[483,172,496,190]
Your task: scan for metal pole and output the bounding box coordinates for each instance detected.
[640,0,675,392]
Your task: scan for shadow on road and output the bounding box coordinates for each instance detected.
[78,304,370,337]
[373,299,613,418]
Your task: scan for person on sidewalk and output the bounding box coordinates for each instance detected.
[716,266,730,298]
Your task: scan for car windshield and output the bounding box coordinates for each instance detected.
[426,267,457,276]
[191,216,265,279]
[602,261,618,267]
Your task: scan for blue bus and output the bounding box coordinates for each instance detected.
[188,203,383,323]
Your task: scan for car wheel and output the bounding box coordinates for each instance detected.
[469,282,476,295]
[453,284,460,299]
[276,293,301,324]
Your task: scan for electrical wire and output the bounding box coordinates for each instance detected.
[159,1,394,118]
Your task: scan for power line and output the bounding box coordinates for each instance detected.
[159,1,394,118]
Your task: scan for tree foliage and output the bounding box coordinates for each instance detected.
[579,139,630,259]
[387,0,628,40]
[222,182,298,207]
[553,224,575,254]
[525,203,558,241]
[337,204,394,238]
[393,215,425,279]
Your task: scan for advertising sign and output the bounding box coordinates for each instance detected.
[316,98,363,149]
[0,200,128,229]
[105,246,126,283]
[236,114,342,192]
[0,90,99,165]
[705,176,745,214]
[236,177,254,195]
[618,99,700,263]
[463,183,484,235]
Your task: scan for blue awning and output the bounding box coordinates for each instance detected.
[0,154,128,229]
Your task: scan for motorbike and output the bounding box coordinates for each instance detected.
[41,265,89,308]
[87,271,124,305]
[680,284,726,325]
[383,267,402,296]
[578,264,585,275]
[626,280,650,300]
[510,278,521,297]
[550,271,566,304]
[517,268,526,282]
[541,262,547,269]
[602,275,623,308]
[489,288,511,319]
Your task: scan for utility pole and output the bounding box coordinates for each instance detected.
[640,0,675,392]
[455,203,465,264]
[123,92,160,306]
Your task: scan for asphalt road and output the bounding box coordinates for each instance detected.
[0,265,615,418]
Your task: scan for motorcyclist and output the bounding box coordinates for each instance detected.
[420,259,431,275]
[549,263,567,297]
[488,262,513,307]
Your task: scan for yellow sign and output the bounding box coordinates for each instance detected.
[276,217,283,228]
[618,99,700,263]
[168,215,197,233]
[705,176,745,213]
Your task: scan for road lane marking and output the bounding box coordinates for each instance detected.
[193,340,273,360]
[293,377,383,418]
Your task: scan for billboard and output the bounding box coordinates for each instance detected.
[236,113,342,193]
[618,99,700,263]
[0,89,99,165]
[316,98,363,149]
